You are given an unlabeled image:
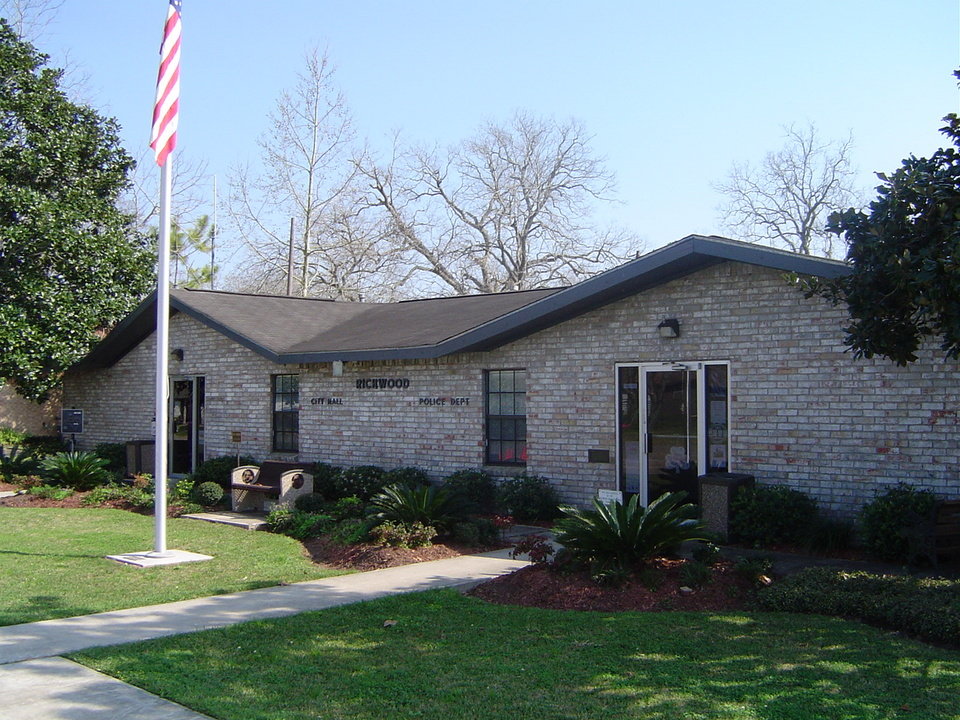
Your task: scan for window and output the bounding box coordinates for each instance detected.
[485,369,526,465]
[272,374,299,452]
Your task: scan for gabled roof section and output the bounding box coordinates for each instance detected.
[73,234,849,369]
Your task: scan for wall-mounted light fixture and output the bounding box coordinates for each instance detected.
[657,319,680,339]
[171,348,184,361]
[332,360,344,377]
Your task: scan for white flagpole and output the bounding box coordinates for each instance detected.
[154,156,173,555]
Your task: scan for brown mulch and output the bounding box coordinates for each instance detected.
[301,535,495,571]
[468,557,758,612]
[0,490,191,516]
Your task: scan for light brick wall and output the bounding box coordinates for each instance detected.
[63,261,960,518]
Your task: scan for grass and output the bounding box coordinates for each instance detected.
[0,507,348,625]
[75,589,960,720]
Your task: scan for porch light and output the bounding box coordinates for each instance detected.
[171,348,184,361]
[657,319,680,339]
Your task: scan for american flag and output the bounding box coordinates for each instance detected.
[149,0,182,166]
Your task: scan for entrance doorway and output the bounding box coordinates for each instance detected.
[170,377,205,475]
[617,362,729,505]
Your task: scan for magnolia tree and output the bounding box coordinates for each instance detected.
[0,22,152,400]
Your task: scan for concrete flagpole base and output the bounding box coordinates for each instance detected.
[106,550,213,568]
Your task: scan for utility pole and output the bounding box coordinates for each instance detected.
[210,175,217,290]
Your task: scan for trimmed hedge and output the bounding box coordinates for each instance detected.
[860,483,939,564]
[758,567,960,648]
[729,484,819,548]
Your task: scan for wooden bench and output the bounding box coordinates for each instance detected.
[901,499,960,568]
[231,461,314,512]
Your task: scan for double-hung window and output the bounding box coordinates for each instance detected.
[485,369,526,465]
[272,374,299,453]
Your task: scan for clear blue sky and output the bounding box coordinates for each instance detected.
[35,0,960,255]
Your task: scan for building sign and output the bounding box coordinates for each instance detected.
[418,397,470,407]
[355,377,410,390]
[61,409,84,433]
[231,431,242,443]
[310,397,343,406]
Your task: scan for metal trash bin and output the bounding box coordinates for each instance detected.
[698,472,755,541]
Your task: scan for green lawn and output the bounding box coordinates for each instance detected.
[0,507,348,625]
[75,589,960,720]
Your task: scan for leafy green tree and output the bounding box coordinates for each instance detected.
[0,21,152,400]
[167,214,216,289]
[816,75,960,365]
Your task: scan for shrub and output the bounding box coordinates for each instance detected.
[19,436,65,458]
[327,517,372,546]
[729,484,819,548]
[804,516,855,556]
[327,496,365,520]
[509,533,556,564]
[265,507,295,533]
[192,481,224,506]
[496,473,561,522]
[369,520,436,548]
[691,541,722,565]
[758,567,960,648]
[265,508,333,539]
[450,517,501,546]
[383,466,431,489]
[0,446,39,482]
[94,442,128,475]
[443,469,499,515]
[554,492,707,572]
[293,493,327,514]
[27,484,73,500]
[172,478,195,505]
[0,426,27,446]
[860,483,939,564]
[191,455,259,491]
[11,474,43,489]
[679,560,713,588]
[368,483,459,529]
[40,451,112,490]
[311,463,343,499]
[337,465,388,501]
[732,555,773,584]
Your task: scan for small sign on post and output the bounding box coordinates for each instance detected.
[61,409,84,434]
[231,431,242,467]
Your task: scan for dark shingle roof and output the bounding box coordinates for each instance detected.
[73,235,849,369]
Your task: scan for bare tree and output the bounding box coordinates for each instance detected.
[228,49,402,300]
[359,112,637,295]
[0,0,63,42]
[715,123,862,257]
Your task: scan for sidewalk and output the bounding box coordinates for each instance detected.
[0,548,527,719]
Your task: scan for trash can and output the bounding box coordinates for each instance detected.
[698,472,755,541]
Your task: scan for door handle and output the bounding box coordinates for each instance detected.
[646,433,652,454]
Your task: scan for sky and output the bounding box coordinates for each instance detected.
[29,0,960,266]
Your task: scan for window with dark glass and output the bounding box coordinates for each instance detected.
[485,369,526,465]
[272,374,299,452]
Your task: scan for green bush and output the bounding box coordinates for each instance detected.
[94,442,128,475]
[691,541,722,565]
[679,560,713,588]
[860,483,939,563]
[0,446,39,482]
[192,481,224,506]
[81,482,153,509]
[27,484,73,500]
[732,555,773,584]
[443,469,499,515]
[451,517,501,546]
[368,483,459,529]
[293,493,327,513]
[311,463,343,499]
[729,484,819,548]
[383,466,431,489]
[369,520,436,548]
[758,567,960,648]
[0,426,27,446]
[554,492,707,573]
[327,517,373,546]
[11,474,43,489]
[337,465,388,501]
[40,451,112,490]
[804,516,855,556]
[264,508,334,539]
[496,473,561,522]
[172,478,195,505]
[191,455,259,490]
[327,496,365,520]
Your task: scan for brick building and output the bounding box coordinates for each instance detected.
[63,235,960,518]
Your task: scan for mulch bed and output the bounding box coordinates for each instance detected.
[0,490,190,516]
[468,558,758,612]
[301,535,497,572]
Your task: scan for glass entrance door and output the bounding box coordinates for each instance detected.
[617,362,729,506]
[170,377,205,475]
[643,366,699,504]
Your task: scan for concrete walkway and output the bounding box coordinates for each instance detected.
[0,548,527,719]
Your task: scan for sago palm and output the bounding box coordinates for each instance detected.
[554,491,707,571]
